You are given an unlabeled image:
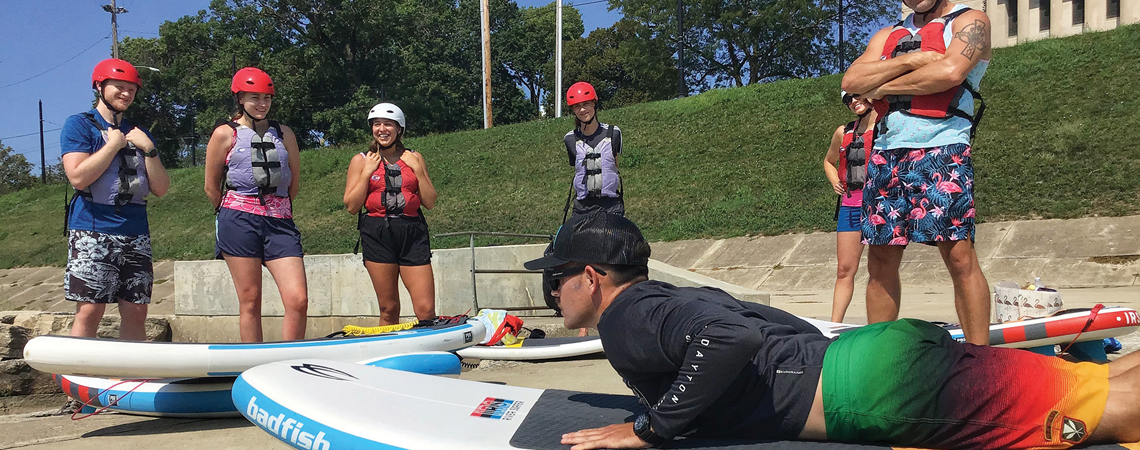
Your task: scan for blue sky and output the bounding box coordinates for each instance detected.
[0,0,622,170]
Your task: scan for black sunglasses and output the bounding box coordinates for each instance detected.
[546,265,607,292]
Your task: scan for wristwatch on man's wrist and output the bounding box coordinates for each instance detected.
[633,413,668,447]
[143,148,159,158]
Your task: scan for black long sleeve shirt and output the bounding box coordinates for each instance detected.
[597,281,833,441]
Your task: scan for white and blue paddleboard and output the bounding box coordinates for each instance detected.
[56,374,239,418]
[801,306,1139,349]
[25,321,484,378]
[456,336,603,361]
[57,352,463,418]
[234,359,1139,450]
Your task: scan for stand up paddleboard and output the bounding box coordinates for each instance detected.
[802,306,1139,360]
[456,336,603,361]
[25,321,484,378]
[56,352,462,418]
[234,359,1138,450]
[459,307,1138,362]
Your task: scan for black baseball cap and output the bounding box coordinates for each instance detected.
[524,213,651,272]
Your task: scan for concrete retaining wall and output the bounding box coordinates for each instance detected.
[173,244,771,341]
[653,216,1140,292]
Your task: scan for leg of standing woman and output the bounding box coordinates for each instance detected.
[365,261,402,325]
[264,256,309,340]
[832,230,865,323]
[117,301,149,340]
[399,264,437,321]
[224,255,267,343]
[71,302,107,337]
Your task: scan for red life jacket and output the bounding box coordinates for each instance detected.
[838,120,874,196]
[363,152,421,217]
[873,7,985,138]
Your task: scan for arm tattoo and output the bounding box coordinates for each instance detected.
[954,20,989,60]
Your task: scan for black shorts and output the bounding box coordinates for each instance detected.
[65,230,153,304]
[572,196,625,216]
[359,215,432,266]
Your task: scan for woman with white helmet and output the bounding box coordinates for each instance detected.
[344,103,439,326]
[821,90,878,323]
[204,67,308,343]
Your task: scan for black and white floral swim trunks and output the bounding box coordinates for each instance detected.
[65,230,153,304]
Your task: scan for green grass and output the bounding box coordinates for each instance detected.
[3,25,1140,268]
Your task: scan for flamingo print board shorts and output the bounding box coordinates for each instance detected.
[861,143,976,245]
[822,319,1109,449]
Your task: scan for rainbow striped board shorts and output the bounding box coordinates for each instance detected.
[822,319,1109,449]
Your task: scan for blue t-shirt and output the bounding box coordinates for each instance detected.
[61,109,152,236]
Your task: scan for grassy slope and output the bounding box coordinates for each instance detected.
[2,25,1138,268]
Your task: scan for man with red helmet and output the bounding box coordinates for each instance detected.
[205,67,308,343]
[549,81,627,335]
[842,0,993,345]
[60,58,170,340]
[562,81,625,219]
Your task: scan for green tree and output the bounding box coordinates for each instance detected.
[560,19,679,111]
[611,0,895,89]
[499,3,584,116]
[0,141,36,194]
[120,0,534,148]
[120,0,301,162]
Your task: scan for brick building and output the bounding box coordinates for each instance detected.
[901,0,1139,48]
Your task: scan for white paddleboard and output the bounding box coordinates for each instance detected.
[25,321,484,378]
[234,359,1136,450]
[456,336,603,360]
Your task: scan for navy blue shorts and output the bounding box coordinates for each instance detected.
[862,144,976,245]
[836,205,862,233]
[359,215,431,266]
[215,207,304,261]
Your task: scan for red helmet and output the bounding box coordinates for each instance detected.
[91,59,141,89]
[231,67,275,95]
[566,81,597,106]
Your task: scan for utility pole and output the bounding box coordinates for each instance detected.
[677,0,686,97]
[555,0,563,118]
[102,0,128,59]
[480,0,493,128]
[838,0,845,70]
[191,116,198,166]
[39,100,46,183]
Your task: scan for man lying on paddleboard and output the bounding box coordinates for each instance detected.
[523,212,1140,450]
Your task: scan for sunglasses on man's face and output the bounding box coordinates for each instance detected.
[545,265,607,292]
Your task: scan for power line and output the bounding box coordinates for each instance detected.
[120,29,159,36]
[570,0,609,6]
[1,127,63,141]
[0,34,111,89]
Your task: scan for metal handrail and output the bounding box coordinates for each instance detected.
[434,231,553,312]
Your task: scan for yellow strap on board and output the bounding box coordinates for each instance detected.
[341,321,416,336]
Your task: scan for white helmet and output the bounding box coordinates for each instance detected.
[367,103,405,129]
